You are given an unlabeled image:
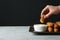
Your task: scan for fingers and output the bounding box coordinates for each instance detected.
[41,5,53,19]
[41,5,49,17]
[44,12,52,19]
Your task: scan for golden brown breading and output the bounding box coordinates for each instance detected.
[54,23,59,28]
[48,27,52,32]
[56,21,60,26]
[54,28,58,32]
[46,22,54,27]
[40,15,44,23]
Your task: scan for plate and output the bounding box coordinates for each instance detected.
[29,26,60,35]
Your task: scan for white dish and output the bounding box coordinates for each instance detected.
[33,24,47,32]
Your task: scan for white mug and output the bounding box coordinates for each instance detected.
[34,24,47,32]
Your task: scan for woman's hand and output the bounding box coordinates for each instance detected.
[41,5,60,19]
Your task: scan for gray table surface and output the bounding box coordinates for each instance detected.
[0,26,60,40]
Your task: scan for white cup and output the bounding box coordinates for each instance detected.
[34,24,47,32]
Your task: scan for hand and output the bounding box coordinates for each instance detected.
[41,5,60,19]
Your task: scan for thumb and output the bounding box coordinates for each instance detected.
[44,12,52,19]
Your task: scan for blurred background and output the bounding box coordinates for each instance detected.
[0,0,60,26]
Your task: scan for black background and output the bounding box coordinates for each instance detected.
[0,0,60,26]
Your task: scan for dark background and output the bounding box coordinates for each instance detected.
[0,0,60,26]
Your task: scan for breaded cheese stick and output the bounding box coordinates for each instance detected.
[40,15,44,23]
[56,21,60,27]
[54,23,59,32]
[46,22,54,27]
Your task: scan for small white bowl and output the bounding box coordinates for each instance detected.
[34,24,47,32]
